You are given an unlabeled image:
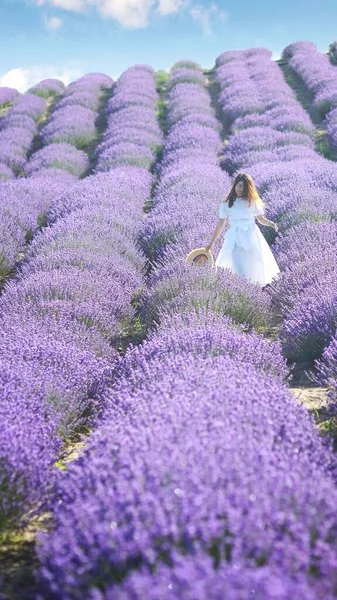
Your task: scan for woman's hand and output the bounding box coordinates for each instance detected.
[272,222,278,233]
[205,243,214,252]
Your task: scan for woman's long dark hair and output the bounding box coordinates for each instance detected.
[225,173,263,208]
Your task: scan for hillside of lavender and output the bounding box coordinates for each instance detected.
[1,40,337,599]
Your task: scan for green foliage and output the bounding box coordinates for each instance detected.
[170,60,201,72]
[29,89,60,99]
[138,229,178,266]
[54,460,68,471]
[316,136,333,159]
[155,70,168,92]
[166,74,204,91]
[37,212,48,229]
[156,99,168,133]
[328,41,337,65]
[0,254,11,281]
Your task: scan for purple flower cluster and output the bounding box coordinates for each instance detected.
[141,262,273,334]
[171,59,203,71]
[40,105,97,149]
[39,73,112,149]
[65,72,113,95]
[167,64,207,90]
[107,552,325,600]
[215,49,316,170]
[167,82,215,127]
[282,41,337,149]
[250,160,337,361]
[28,78,65,99]
[95,65,162,172]
[282,41,337,115]
[0,172,77,279]
[0,93,46,175]
[0,86,19,107]
[0,76,108,272]
[24,142,89,177]
[0,162,14,181]
[325,107,337,149]
[0,166,150,533]
[120,310,288,383]
[216,47,272,67]
[36,331,337,598]
[316,334,337,402]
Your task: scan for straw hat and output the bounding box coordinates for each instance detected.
[185,247,214,267]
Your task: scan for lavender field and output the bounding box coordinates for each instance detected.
[1,42,337,599]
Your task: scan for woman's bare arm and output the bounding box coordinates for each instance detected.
[205,218,227,251]
[256,215,278,232]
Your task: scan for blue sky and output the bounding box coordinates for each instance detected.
[1,0,337,91]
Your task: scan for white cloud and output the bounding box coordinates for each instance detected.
[97,0,155,28]
[0,66,83,92]
[31,0,186,28]
[272,51,281,61]
[156,0,186,16]
[37,0,84,9]
[43,15,63,30]
[190,3,228,36]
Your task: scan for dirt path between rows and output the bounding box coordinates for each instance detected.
[290,386,329,411]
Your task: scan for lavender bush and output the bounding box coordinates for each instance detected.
[95,65,162,173]
[0,167,151,535]
[0,172,77,279]
[0,86,19,107]
[0,163,14,181]
[282,41,337,121]
[37,352,337,598]
[24,142,90,177]
[316,333,337,402]
[28,78,65,98]
[40,105,97,148]
[0,93,47,174]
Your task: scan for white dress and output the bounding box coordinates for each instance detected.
[215,198,280,287]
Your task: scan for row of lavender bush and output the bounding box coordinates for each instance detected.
[36,73,112,151]
[215,48,337,401]
[215,47,316,172]
[0,167,148,540]
[34,59,337,599]
[0,81,75,280]
[282,41,337,151]
[0,65,161,543]
[0,74,112,282]
[0,91,46,178]
[22,73,113,177]
[0,86,19,109]
[95,65,162,172]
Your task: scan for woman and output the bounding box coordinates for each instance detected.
[206,173,280,287]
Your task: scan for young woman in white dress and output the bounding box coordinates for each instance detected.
[205,173,280,287]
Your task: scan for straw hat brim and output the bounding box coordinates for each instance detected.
[185,247,214,267]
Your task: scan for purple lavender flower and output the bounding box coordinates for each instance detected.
[0,166,150,533]
[55,90,101,112]
[24,142,90,177]
[0,86,19,107]
[40,105,97,148]
[10,92,46,121]
[28,78,65,98]
[36,353,337,598]
[0,163,14,181]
